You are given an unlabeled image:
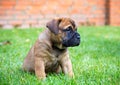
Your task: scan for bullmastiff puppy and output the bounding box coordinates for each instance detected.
[22,18,80,79]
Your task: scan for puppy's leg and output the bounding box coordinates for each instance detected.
[35,57,46,80]
[22,47,35,73]
[54,65,62,74]
[60,54,74,77]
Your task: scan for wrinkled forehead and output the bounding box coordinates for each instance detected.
[59,18,76,29]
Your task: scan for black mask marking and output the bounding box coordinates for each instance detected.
[62,29,80,47]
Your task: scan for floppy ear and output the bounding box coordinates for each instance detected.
[46,19,61,35]
[70,19,76,28]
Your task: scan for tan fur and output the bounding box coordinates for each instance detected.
[22,18,75,80]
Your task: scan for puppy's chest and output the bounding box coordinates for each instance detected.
[45,49,62,68]
[47,47,64,63]
[45,46,66,68]
[52,48,62,58]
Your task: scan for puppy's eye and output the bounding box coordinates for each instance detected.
[63,26,72,31]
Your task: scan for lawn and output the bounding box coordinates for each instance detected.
[0,26,120,85]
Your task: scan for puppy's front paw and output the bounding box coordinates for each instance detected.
[37,74,46,80]
[69,72,74,78]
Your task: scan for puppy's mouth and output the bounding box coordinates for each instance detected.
[62,31,80,47]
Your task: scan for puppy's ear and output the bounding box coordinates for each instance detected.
[46,19,61,35]
[70,19,76,28]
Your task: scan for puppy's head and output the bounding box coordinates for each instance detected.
[46,18,80,47]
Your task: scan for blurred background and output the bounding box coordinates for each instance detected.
[0,0,120,29]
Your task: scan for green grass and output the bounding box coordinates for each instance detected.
[0,26,120,85]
